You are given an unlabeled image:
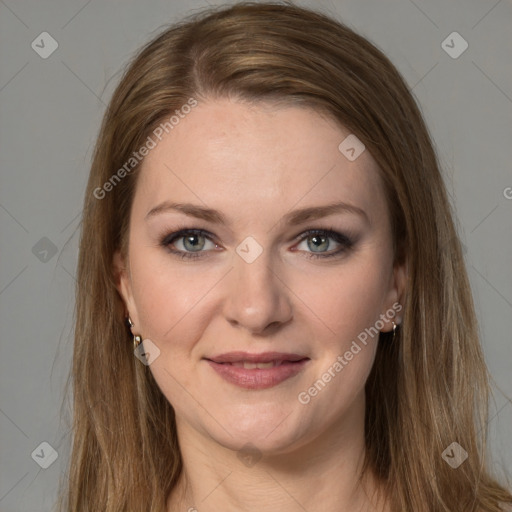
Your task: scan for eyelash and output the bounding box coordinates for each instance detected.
[159,227,355,261]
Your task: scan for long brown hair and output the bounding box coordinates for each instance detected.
[58,2,512,510]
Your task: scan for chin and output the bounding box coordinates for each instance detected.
[207,407,309,454]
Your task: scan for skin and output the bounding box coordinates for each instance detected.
[113,97,406,512]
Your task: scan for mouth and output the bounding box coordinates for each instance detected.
[205,351,309,365]
[203,351,310,389]
[207,359,308,369]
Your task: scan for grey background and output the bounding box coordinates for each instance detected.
[0,0,511,510]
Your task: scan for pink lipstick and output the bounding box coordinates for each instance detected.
[204,351,310,390]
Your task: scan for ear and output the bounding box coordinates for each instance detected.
[381,258,408,332]
[112,249,140,328]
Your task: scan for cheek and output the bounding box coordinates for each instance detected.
[292,259,390,348]
[129,250,216,341]
[293,267,384,422]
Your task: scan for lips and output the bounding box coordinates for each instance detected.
[204,351,310,389]
[205,351,308,364]
[230,361,285,369]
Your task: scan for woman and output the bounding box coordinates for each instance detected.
[59,2,512,511]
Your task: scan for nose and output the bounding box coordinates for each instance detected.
[222,249,293,335]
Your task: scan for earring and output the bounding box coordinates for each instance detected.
[127,316,143,349]
[391,321,398,342]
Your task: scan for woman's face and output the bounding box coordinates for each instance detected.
[114,98,406,454]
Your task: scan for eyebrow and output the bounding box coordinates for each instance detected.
[145,200,370,227]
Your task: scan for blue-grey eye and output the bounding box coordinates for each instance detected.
[296,232,340,253]
[177,232,209,252]
[162,229,217,254]
[306,234,331,252]
[294,229,354,259]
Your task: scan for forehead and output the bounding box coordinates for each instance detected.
[133,98,387,226]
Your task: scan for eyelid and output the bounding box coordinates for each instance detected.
[291,227,352,244]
